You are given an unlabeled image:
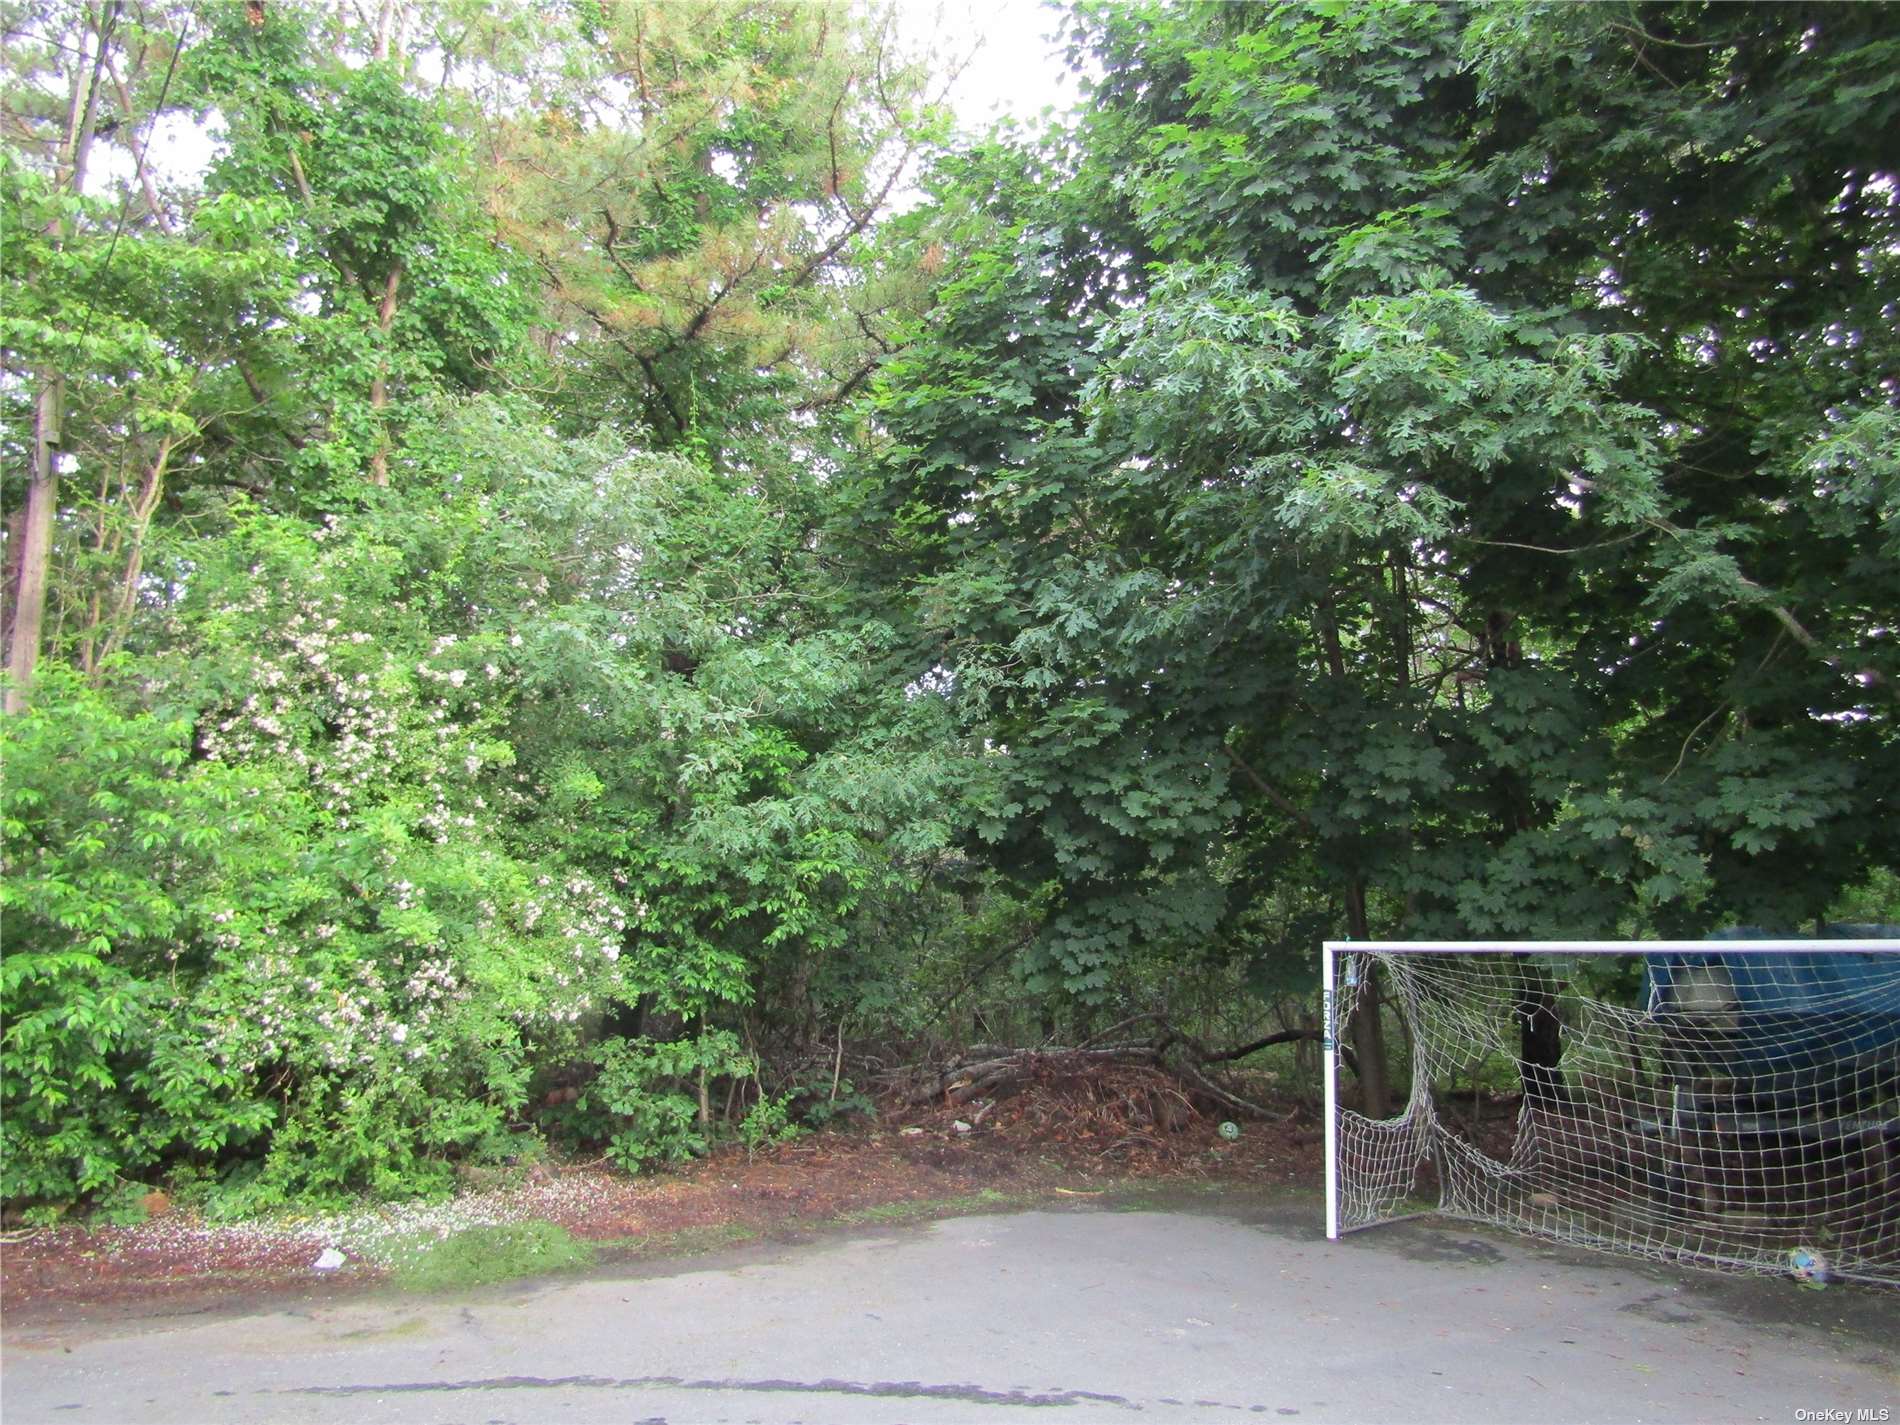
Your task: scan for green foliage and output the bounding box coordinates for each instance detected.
[4,374,966,1205]
[738,1090,803,1157]
[1,670,285,1200]
[90,1180,163,1228]
[6,0,1893,1212]
[794,1080,877,1131]
[578,1034,728,1172]
[479,0,948,460]
[178,5,536,496]
[849,0,1898,1006]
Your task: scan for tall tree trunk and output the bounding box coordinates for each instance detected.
[1515,961,1566,1107]
[367,264,403,486]
[1,503,25,656]
[6,3,116,712]
[106,54,175,235]
[6,378,63,715]
[372,0,399,62]
[92,437,175,669]
[1483,610,1558,1099]
[65,4,115,198]
[1343,878,1391,1118]
[1319,592,1392,1117]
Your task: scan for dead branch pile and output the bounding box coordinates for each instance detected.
[990,1057,1203,1160]
[902,1043,1157,1107]
[908,1051,1206,1162]
[889,1019,1321,1128]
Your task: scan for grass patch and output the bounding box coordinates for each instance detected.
[383,1221,595,1291]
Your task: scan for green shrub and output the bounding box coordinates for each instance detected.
[2,405,961,1211]
[571,1033,754,1173]
[1,671,287,1202]
[793,1079,876,1130]
[738,1090,802,1156]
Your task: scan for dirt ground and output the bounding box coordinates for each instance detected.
[0,1057,1323,1319]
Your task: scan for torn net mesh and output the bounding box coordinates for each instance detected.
[1335,950,1900,1286]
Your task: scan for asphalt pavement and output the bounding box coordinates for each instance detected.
[4,1200,1896,1424]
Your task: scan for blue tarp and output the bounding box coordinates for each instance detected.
[1645,925,1900,1079]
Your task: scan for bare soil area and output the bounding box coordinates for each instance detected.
[1,1057,1323,1320]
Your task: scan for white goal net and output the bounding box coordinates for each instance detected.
[1323,939,1900,1288]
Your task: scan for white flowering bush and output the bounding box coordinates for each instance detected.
[2,398,959,1208]
[171,509,649,1200]
[1,506,640,1201]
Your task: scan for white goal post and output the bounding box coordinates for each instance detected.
[1323,939,1900,1287]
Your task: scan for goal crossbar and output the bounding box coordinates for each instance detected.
[1322,938,1900,1285]
[1326,940,1887,955]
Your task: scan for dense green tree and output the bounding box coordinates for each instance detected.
[850,0,1899,1106]
[3,389,964,1201]
[179,0,537,493]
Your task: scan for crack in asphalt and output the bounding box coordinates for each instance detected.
[285,1374,1140,1409]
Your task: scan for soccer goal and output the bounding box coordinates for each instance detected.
[1322,937,1900,1287]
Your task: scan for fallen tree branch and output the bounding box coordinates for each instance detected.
[1175,1058,1294,1122]
[1078,1012,1168,1049]
[897,1014,1361,1113]
[916,1044,1164,1106]
[1201,1027,1326,1065]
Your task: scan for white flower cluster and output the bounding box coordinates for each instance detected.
[417,635,505,701]
[190,554,649,1077]
[212,936,477,1073]
[199,592,402,830]
[212,951,301,1072]
[544,872,641,958]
